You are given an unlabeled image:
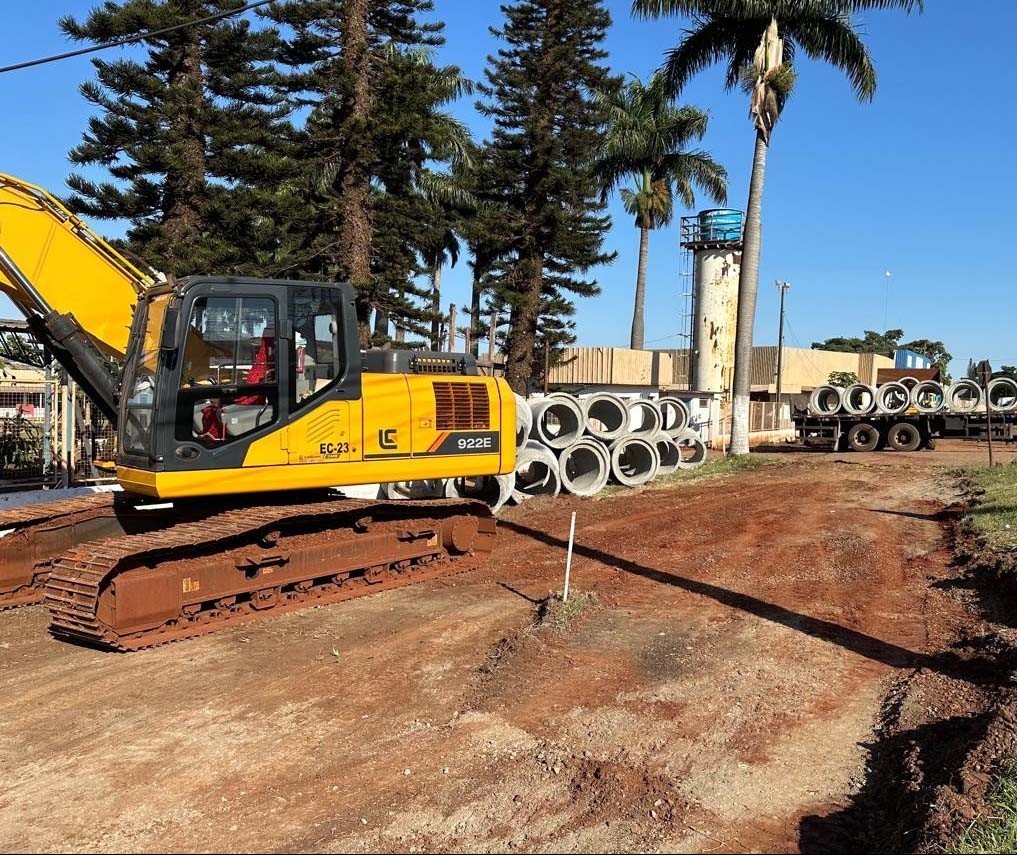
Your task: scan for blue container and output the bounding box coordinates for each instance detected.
[698,208,743,241]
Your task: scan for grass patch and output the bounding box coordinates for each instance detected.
[963,464,1017,551]
[536,591,597,632]
[661,453,779,484]
[950,759,1017,853]
[595,453,781,499]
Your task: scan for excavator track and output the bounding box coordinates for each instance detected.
[46,497,496,651]
[0,494,120,609]
[0,492,193,610]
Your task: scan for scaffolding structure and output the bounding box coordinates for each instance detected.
[0,370,116,491]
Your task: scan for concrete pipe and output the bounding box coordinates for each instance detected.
[911,380,946,414]
[581,392,629,442]
[809,385,844,416]
[651,432,682,476]
[558,438,610,497]
[445,473,516,515]
[875,382,910,415]
[898,376,920,392]
[947,379,983,413]
[674,430,708,470]
[382,479,447,500]
[842,384,877,416]
[608,434,659,487]
[530,393,587,450]
[511,441,561,502]
[988,377,1017,414]
[514,393,533,448]
[658,398,691,438]
[626,399,663,436]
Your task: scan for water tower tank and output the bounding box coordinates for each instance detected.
[686,209,744,395]
[698,209,743,241]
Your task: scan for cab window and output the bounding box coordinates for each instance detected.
[290,288,345,410]
[176,296,279,445]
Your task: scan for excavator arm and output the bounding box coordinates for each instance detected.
[0,172,157,422]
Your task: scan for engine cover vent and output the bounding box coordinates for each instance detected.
[433,382,491,431]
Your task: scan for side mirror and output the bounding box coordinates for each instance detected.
[159,305,180,351]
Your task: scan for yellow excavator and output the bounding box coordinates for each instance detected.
[0,172,515,649]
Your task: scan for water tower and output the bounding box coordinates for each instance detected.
[680,209,744,395]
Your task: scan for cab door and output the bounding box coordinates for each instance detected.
[286,286,356,465]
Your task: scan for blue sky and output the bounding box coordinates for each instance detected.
[1,1,1015,375]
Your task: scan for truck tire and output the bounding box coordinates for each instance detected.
[887,422,922,452]
[847,422,881,452]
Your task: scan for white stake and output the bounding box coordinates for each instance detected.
[563,511,577,603]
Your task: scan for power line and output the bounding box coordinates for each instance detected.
[0,0,276,76]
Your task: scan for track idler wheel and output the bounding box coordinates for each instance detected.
[444,515,481,554]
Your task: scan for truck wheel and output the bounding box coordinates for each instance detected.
[887,422,922,452]
[847,422,881,452]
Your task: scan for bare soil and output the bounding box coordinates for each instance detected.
[1,441,1014,853]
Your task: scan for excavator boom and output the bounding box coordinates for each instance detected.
[0,173,156,420]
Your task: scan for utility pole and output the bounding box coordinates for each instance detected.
[447,304,457,352]
[775,281,790,411]
[979,360,995,467]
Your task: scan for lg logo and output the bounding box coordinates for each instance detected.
[379,428,398,450]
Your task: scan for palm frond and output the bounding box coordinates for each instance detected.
[658,150,728,207]
[787,12,877,100]
[658,15,762,95]
[841,0,923,11]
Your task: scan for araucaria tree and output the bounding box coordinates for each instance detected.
[266,0,470,346]
[598,73,726,350]
[478,0,619,394]
[633,0,923,453]
[62,0,289,275]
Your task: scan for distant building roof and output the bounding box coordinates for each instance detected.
[877,366,941,384]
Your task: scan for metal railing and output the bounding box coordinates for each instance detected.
[680,214,744,246]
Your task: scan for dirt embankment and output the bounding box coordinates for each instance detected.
[800,468,1017,854]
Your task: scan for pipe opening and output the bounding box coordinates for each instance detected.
[585,398,626,436]
[627,400,662,435]
[561,445,608,495]
[654,436,681,473]
[658,399,690,435]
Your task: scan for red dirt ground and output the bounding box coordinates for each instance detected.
[0,442,1010,853]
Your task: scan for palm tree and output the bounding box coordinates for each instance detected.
[598,74,727,350]
[632,0,923,453]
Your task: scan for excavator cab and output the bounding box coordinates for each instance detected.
[118,277,363,488]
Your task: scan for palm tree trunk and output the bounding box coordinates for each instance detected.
[630,224,649,349]
[729,130,768,455]
[429,262,442,350]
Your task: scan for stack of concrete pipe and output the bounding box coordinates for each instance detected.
[385,390,710,513]
[807,379,1017,418]
[508,391,708,505]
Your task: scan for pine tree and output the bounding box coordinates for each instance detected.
[61,1,291,275]
[265,1,466,347]
[477,0,619,393]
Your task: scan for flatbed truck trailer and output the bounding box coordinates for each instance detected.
[793,411,1017,452]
